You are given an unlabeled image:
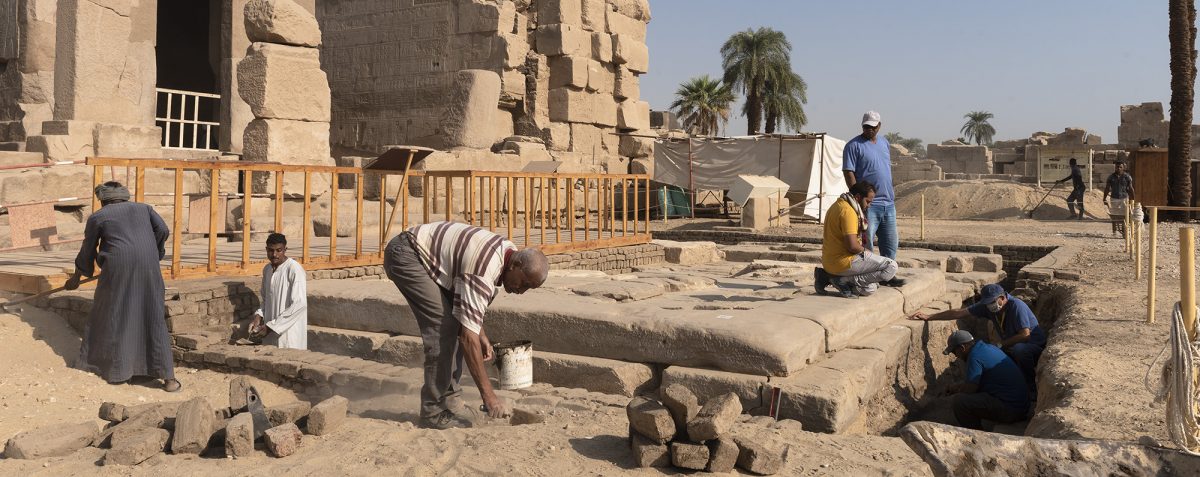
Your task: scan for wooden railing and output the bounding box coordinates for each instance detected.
[86,157,652,280]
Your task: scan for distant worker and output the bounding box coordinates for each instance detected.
[909,284,1046,387]
[942,330,1030,430]
[250,233,308,350]
[843,110,904,287]
[383,221,549,429]
[1103,161,1136,236]
[1055,158,1086,220]
[65,182,180,392]
[815,180,900,298]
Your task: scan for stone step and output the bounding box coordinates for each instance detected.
[0,150,44,166]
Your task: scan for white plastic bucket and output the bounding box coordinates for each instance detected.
[494,340,533,390]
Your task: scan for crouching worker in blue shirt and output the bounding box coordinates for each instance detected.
[942,330,1030,430]
[909,284,1047,389]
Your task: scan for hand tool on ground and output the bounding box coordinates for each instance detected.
[0,275,99,312]
[1026,181,1063,218]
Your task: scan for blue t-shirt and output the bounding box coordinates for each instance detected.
[965,342,1030,412]
[968,295,1048,349]
[842,135,895,206]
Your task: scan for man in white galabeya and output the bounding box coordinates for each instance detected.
[250,233,308,350]
[843,110,905,287]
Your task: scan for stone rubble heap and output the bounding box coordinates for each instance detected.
[626,384,788,474]
[1,378,349,465]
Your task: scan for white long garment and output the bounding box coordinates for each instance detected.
[254,258,308,350]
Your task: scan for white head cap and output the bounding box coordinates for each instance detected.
[861,111,882,127]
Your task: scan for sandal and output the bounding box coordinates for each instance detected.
[163,379,182,393]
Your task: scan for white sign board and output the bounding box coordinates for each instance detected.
[728,175,789,207]
[1037,149,1093,189]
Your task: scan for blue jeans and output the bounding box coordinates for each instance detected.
[866,203,898,260]
[1004,342,1044,384]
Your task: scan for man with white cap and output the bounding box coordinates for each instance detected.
[942,330,1030,430]
[843,111,904,287]
[909,283,1047,385]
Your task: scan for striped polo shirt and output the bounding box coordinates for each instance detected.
[406,221,518,334]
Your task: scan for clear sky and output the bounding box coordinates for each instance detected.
[642,0,1177,145]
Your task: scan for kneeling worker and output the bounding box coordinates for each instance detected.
[910,284,1046,385]
[250,233,308,350]
[943,330,1030,430]
[815,180,904,298]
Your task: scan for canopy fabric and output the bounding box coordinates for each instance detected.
[653,135,848,221]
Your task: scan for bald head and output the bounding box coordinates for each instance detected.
[502,248,549,294]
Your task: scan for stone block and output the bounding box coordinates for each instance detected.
[264,422,302,457]
[0,151,45,167]
[619,129,654,158]
[612,35,649,73]
[171,397,216,455]
[733,435,788,475]
[655,240,724,265]
[687,392,742,442]
[104,428,169,466]
[3,421,98,459]
[591,32,613,63]
[741,196,788,231]
[225,412,254,458]
[438,70,502,149]
[545,122,572,151]
[308,326,387,359]
[708,437,739,472]
[244,0,321,47]
[946,256,970,273]
[570,122,604,153]
[535,24,590,57]
[237,43,331,122]
[614,66,639,100]
[617,100,650,130]
[94,124,162,158]
[549,87,595,123]
[587,62,614,93]
[538,0,581,26]
[972,254,1002,273]
[230,376,254,411]
[592,95,619,127]
[549,56,590,89]
[242,118,332,165]
[581,0,606,31]
[459,0,516,34]
[267,401,312,427]
[533,351,655,396]
[307,395,349,435]
[605,8,647,42]
[630,432,670,467]
[24,132,95,162]
[660,383,699,440]
[99,402,128,422]
[501,68,526,99]
[671,441,710,470]
[611,0,651,22]
[53,0,155,126]
[626,396,675,443]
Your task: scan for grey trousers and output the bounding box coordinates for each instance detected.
[383,233,464,418]
[831,251,897,296]
[952,392,1026,430]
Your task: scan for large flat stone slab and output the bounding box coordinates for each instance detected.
[757,288,904,353]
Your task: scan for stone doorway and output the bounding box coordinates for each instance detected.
[155,0,221,151]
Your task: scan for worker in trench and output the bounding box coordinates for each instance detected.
[909,284,1047,396]
[940,330,1031,430]
[382,221,549,429]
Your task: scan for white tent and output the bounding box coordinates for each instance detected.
[652,134,848,222]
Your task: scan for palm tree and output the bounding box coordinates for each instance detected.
[721,28,793,135]
[762,71,808,134]
[669,76,735,136]
[959,111,996,145]
[1167,0,1195,214]
[884,132,925,157]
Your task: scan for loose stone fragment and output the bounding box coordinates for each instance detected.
[659,384,699,440]
[264,423,303,457]
[306,395,348,436]
[687,393,742,442]
[267,400,312,427]
[4,421,99,459]
[707,437,739,473]
[733,435,788,475]
[626,396,675,443]
[225,413,255,458]
[104,428,169,466]
[671,441,711,470]
[99,402,128,422]
[629,432,670,467]
[171,397,216,455]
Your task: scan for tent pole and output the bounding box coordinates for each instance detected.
[818,135,826,224]
[688,137,696,219]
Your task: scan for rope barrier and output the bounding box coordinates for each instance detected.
[1146,301,1200,454]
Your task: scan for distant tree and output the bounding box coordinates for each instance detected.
[883,132,925,157]
[959,111,996,145]
[1167,0,1195,216]
[721,27,793,135]
[669,76,735,136]
[762,71,808,134]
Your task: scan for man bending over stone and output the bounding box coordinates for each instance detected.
[910,283,1046,389]
[942,330,1030,430]
[250,233,308,350]
[383,221,548,429]
[815,180,902,298]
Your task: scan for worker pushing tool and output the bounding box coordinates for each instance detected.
[1055,158,1087,220]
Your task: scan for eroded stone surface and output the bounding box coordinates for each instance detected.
[4,421,98,459]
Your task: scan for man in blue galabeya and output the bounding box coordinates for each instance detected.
[910,283,1047,387]
[941,330,1030,430]
[842,110,905,287]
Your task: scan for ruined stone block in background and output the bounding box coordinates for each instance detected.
[605,8,647,42]
[569,123,604,154]
[612,35,649,73]
[545,122,572,151]
[549,56,590,89]
[438,70,502,149]
[549,87,595,123]
[459,0,517,34]
[591,32,613,63]
[537,0,581,27]
[94,124,163,158]
[242,118,331,164]
[581,0,606,31]
[244,0,322,47]
[592,94,618,127]
[587,62,614,93]
[536,24,590,56]
[237,43,331,122]
[617,100,650,130]
[615,66,639,100]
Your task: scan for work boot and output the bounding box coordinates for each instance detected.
[882,277,907,287]
[1067,203,1077,219]
[1076,204,1085,219]
[830,277,857,299]
[418,410,474,430]
[814,267,831,295]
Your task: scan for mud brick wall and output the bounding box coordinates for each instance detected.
[547,243,663,273]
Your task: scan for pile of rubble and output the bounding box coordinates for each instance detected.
[626,384,788,474]
[2,377,348,465]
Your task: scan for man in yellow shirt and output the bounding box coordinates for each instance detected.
[815,180,901,298]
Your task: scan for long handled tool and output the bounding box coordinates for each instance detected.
[0,275,98,312]
[1027,181,1063,218]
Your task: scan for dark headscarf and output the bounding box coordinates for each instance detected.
[95,182,130,203]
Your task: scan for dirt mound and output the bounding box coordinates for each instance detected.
[895,180,1110,220]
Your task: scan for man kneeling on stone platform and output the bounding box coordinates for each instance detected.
[814,180,904,298]
[249,233,308,350]
[909,284,1046,390]
[942,330,1030,430]
[383,221,549,429]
